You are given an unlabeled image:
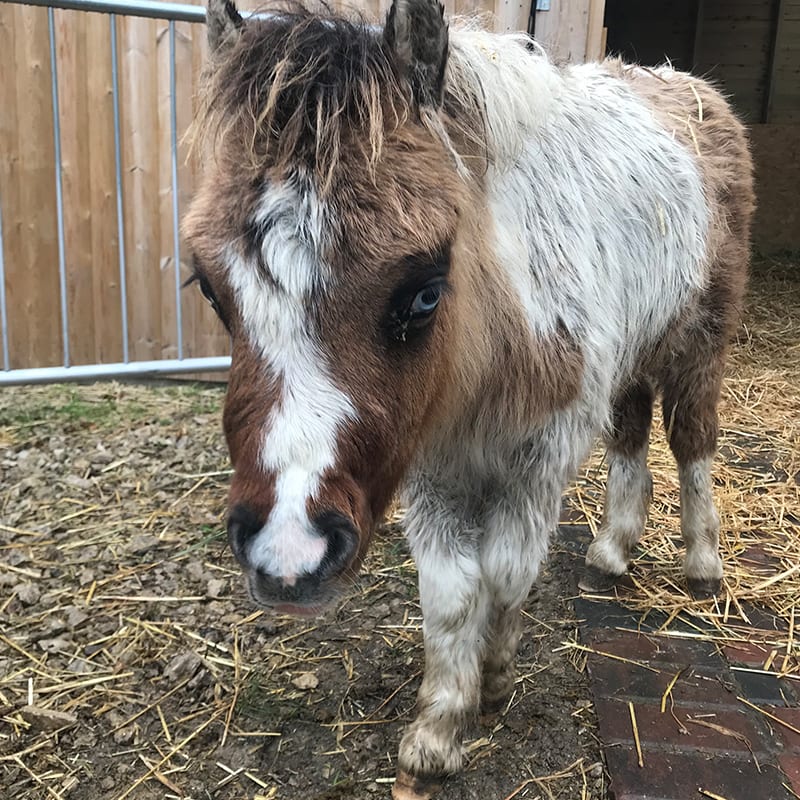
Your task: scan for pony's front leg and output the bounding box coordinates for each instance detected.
[394,497,489,798]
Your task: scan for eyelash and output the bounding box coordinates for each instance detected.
[183,272,229,330]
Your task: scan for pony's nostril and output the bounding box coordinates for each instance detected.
[314,511,358,580]
[227,504,263,562]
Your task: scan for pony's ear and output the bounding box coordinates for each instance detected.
[207,0,244,53]
[384,0,449,108]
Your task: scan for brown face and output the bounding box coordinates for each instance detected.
[183,125,471,614]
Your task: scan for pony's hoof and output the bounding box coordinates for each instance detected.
[687,577,721,599]
[578,565,623,593]
[391,770,442,800]
[480,694,509,716]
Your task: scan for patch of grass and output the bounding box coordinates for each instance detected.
[175,524,227,558]
[59,392,118,424]
[0,388,116,428]
[163,382,225,415]
[381,537,409,567]
[236,679,313,727]
[0,381,225,431]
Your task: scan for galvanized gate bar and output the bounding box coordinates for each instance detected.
[169,19,184,361]
[0,357,233,385]
[48,6,71,368]
[0,194,8,372]
[10,0,206,23]
[110,13,130,364]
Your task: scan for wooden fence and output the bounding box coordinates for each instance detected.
[0,0,603,375]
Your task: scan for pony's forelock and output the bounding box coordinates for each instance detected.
[190,5,501,189]
[192,5,409,189]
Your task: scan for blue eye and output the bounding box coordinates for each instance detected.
[410,284,443,316]
[386,278,447,343]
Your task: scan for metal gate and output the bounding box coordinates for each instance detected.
[0,0,231,385]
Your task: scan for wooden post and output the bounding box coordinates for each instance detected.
[585,0,606,61]
[763,0,785,124]
[691,0,705,72]
[534,0,605,63]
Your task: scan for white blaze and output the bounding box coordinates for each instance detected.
[226,180,357,579]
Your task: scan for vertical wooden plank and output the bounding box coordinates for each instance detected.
[55,8,96,365]
[454,0,491,15]
[182,1,228,377]
[86,12,123,364]
[0,3,19,368]
[175,18,205,359]
[585,0,606,61]
[441,0,458,19]
[184,14,212,361]
[174,19,195,358]
[763,0,785,122]
[157,19,178,361]
[494,0,531,33]
[185,19,230,364]
[692,0,705,71]
[9,5,61,368]
[534,0,592,62]
[120,15,161,362]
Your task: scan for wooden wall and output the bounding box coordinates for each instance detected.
[0,3,229,370]
[695,0,776,122]
[532,0,607,62]
[769,0,800,123]
[604,0,697,69]
[604,0,800,124]
[601,0,800,251]
[751,124,800,250]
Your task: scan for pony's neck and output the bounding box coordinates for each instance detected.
[446,26,563,171]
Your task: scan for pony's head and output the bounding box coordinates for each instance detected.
[183,0,526,614]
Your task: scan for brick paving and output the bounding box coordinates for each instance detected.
[560,526,800,800]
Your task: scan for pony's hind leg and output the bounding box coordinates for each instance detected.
[582,382,654,590]
[661,331,728,598]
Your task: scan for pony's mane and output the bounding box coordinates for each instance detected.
[195,5,415,188]
[193,4,555,189]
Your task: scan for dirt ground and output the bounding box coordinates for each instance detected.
[0,382,607,799]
